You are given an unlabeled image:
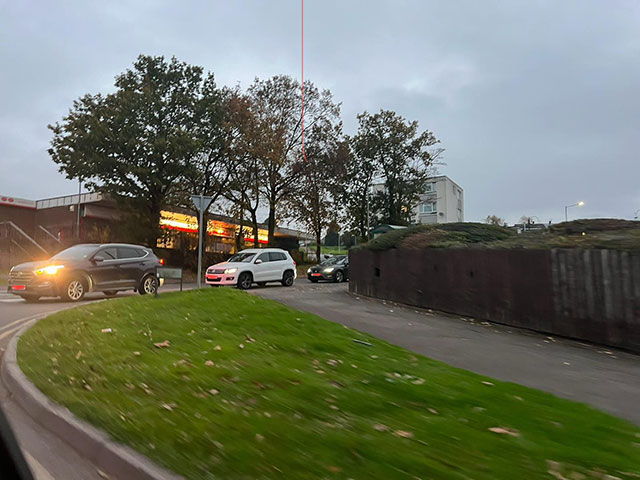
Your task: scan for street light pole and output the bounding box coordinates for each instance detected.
[76,178,82,239]
[564,201,585,222]
[197,194,204,289]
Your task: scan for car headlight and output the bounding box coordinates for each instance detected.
[35,265,65,275]
[224,268,237,274]
[306,268,311,274]
[323,267,335,273]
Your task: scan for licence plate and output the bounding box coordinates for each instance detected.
[12,285,26,291]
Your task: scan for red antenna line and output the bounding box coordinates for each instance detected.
[301,0,308,162]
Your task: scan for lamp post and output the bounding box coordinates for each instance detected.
[564,201,584,222]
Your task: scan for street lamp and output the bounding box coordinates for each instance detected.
[564,201,584,222]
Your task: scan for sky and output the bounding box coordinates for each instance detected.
[1,0,639,224]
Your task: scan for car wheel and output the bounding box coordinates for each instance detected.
[237,272,253,290]
[281,270,294,287]
[61,277,86,302]
[103,291,118,297]
[21,296,40,303]
[257,282,267,287]
[139,275,158,295]
[334,270,344,283]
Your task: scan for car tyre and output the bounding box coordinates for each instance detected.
[281,270,295,287]
[237,272,253,290]
[61,277,86,302]
[334,270,344,283]
[103,291,118,297]
[139,275,158,295]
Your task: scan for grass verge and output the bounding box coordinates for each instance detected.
[19,289,640,479]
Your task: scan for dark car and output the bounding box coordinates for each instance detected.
[6,243,162,302]
[307,255,349,283]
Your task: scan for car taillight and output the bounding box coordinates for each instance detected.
[293,261,297,266]
[159,258,165,265]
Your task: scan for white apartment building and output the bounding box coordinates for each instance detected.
[371,175,464,225]
[413,175,464,224]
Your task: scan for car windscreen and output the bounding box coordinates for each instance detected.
[227,252,256,263]
[51,245,98,260]
[320,256,345,266]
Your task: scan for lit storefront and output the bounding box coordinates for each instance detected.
[158,210,269,253]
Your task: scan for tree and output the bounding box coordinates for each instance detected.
[340,136,377,241]
[49,55,211,246]
[352,110,441,226]
[289,121,345,261]
[248,75,341,244]
[485,215,505,226]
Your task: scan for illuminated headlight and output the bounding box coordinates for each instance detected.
[323,267,335,273]
[35,265,65,275]
[306,268,311,274]
[224,268,237,274]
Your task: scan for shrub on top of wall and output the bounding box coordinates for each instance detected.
[356,223,515,251]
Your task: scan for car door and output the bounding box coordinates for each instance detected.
[90,247,120,289]
[268,251,287,281]
[252,252,272,281]
[117,246,147,287]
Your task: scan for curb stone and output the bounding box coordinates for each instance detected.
[2,319,184,480]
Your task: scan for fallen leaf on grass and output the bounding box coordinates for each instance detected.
[326,466,342,473]
[373,424,389,432]
[238,343,245,349]
[161,403,177,411]
[482,381,494,386]
[255,434,264,442]
[205,360,214,367]
[412,378,425,385]
[245,335,256,343]
[488,427,520,437]
[75,351,82,360]
[154,340,170,348]
[133,351,141,356]
[394,430,414,439]
[214,345,222,351]
[101,328,112,333]
[428,408,438,415]
[209,389,219,396]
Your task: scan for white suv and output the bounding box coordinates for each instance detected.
[205,248,297,290]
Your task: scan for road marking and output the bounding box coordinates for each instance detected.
[24,450,55,480]
[0,314,44,333]
[0,324,29,342]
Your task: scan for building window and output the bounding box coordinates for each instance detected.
[419,202,436,214]
[425,182,435,193]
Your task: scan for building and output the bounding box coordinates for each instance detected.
[371,175,464,226]
[0,192,310,265]
[413,175,464,225]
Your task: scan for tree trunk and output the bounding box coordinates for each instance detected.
[267,205,276,246]
[315,229,322,263]
[251,210,260,248]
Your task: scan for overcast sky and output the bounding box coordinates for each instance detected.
[1,0,639,224]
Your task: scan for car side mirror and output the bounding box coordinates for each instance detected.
[92,257,104,263]
[255,259,263,264]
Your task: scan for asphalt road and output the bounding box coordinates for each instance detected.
[252,280,640,425]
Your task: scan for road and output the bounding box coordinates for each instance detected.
[0,286,191,480]
[252,281,640,425]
